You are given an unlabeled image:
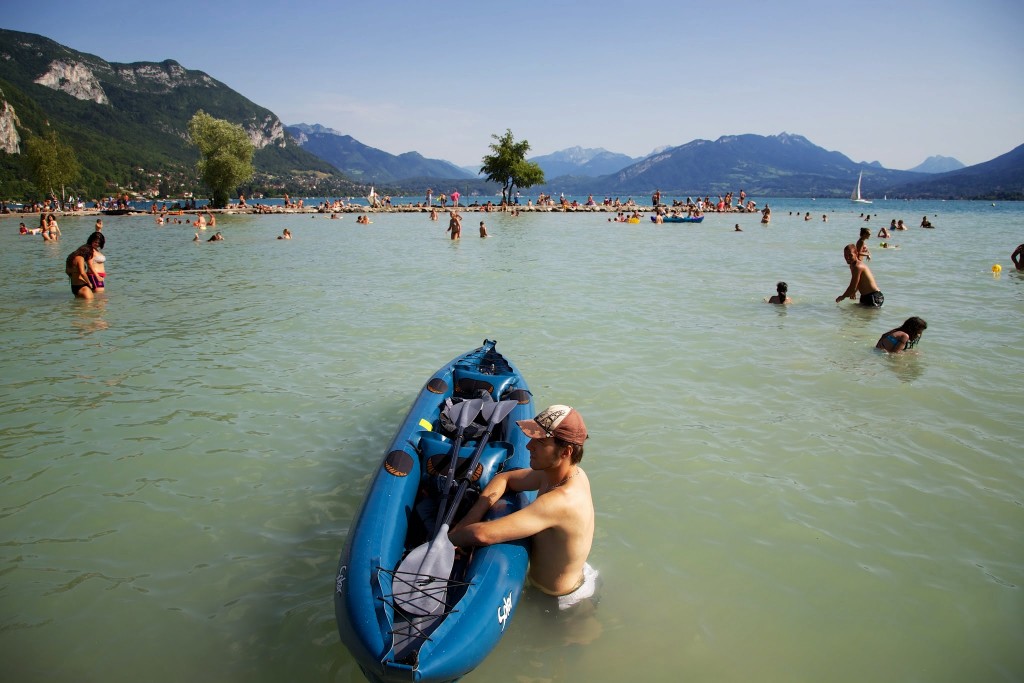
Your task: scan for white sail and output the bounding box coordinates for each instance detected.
[851,172,872,204]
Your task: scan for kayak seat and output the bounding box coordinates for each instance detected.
[453,368,516,401]
[419,437,511,490]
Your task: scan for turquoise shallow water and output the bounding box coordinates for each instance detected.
[1,200,1022,682]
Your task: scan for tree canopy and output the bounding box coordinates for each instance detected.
[480,129,544,205]
[188,110,254,207]
[25,130,80,204]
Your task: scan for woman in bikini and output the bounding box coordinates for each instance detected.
[876,317,927,353]
[65,244,95,299]
[45,214,61,241]
[87,232,107,291]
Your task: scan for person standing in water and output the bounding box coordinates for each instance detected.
[449,405,597,611]
[86,232,106,291]
[857,227,873,261]
[446,211,462,240]
[836,243,884,307]
[65,244,95,299]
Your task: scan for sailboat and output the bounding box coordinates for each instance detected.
[851,171,872,204]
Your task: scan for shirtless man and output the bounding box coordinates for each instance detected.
[836,243,883,307]
[449,405,597,610]
[1012,244,1024,271]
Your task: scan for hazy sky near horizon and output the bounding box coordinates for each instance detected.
[3,0,1023,170]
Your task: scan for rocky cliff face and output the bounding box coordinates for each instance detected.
[0,96,21,154]
[30,56,283,149]
[34,60,110,104]
[248,115,285,149]
[113,61,216,91]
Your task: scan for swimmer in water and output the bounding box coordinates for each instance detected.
[767,281,792,304]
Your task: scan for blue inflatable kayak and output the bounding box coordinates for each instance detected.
[652,214,704,223]
[335,339,535,683]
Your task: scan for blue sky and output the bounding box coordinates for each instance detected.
[3,0,1022,169]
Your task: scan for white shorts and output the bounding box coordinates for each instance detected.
[553,562,600,611]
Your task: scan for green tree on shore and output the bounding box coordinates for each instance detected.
[25,130,80,205]
[188,110,254,208]
[480,129,544,205]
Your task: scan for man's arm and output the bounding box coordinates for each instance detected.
[449,468,541,531]
[836,267,861,302]
[449,491,557,548]
[1012,245,1024,269]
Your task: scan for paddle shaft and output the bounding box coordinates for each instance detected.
[439,400,517,530]
[431,399,483,536]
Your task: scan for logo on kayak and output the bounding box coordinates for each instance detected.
[497,590,513,631]
[336,566,347,594]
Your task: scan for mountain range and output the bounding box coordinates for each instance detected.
[527,146,643,178]
[908,155,964,174]
[285,123,474,184]
[0,27,1021,201]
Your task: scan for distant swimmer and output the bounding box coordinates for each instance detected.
[734,223,742,232]
[877,225,891,238]
[761,205,771,224]
[767,281,792,304]
[920,216,934,228]
[876,317,927,353]
[278,228,292,240]
[836,243,883,307]
[479,221,488,238]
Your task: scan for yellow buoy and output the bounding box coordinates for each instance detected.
[992,264,1002,273]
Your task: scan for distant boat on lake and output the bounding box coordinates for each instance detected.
[851,171,872,204]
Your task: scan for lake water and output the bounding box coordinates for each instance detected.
[1,199,1022,683]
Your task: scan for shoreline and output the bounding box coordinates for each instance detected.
[1,203,761,219]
